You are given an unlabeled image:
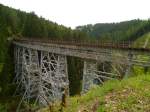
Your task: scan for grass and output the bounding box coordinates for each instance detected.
[133,32,150,48]
[103,75,150,112]
[41,74,150,112]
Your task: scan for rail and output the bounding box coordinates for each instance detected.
[13,38,150,51]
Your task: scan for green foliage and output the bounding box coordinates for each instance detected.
[0,63,3,72]
[0,43,14,96]
[0,104,7,112]
[0,96,23,112]
[68,57,83,95]
[76,19,150,42]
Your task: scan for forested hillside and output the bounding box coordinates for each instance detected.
[76,19,150,42]
[0,4,87,96]
[0,4,88,62]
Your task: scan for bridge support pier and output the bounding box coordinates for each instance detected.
[14,46,69,108]
[82,60,120,94]
[39,51,69,105]
[14,47,23,86]
[14,47,41,107]
[82,60,98,93]
[124,52,133,78]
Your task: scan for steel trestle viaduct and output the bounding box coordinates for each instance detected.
[13,38,150,108]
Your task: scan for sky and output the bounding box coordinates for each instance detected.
[0,0,150,29]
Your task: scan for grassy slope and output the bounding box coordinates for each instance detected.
[41,74,150,112]
[133,32,150,48]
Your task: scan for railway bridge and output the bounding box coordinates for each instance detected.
[13,38,150,108]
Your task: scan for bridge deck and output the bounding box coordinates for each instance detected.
[13,38,150,52]
[13,38,150,66]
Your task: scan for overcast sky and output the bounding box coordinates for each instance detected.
[0,0,150,28]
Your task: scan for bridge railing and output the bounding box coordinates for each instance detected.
[14,38,149,50]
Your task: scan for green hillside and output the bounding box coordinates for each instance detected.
[0,3,88,63]
[133,32,150,48]
[41,74,150,112]
[76,19,150,42]
[0,4,87,97]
